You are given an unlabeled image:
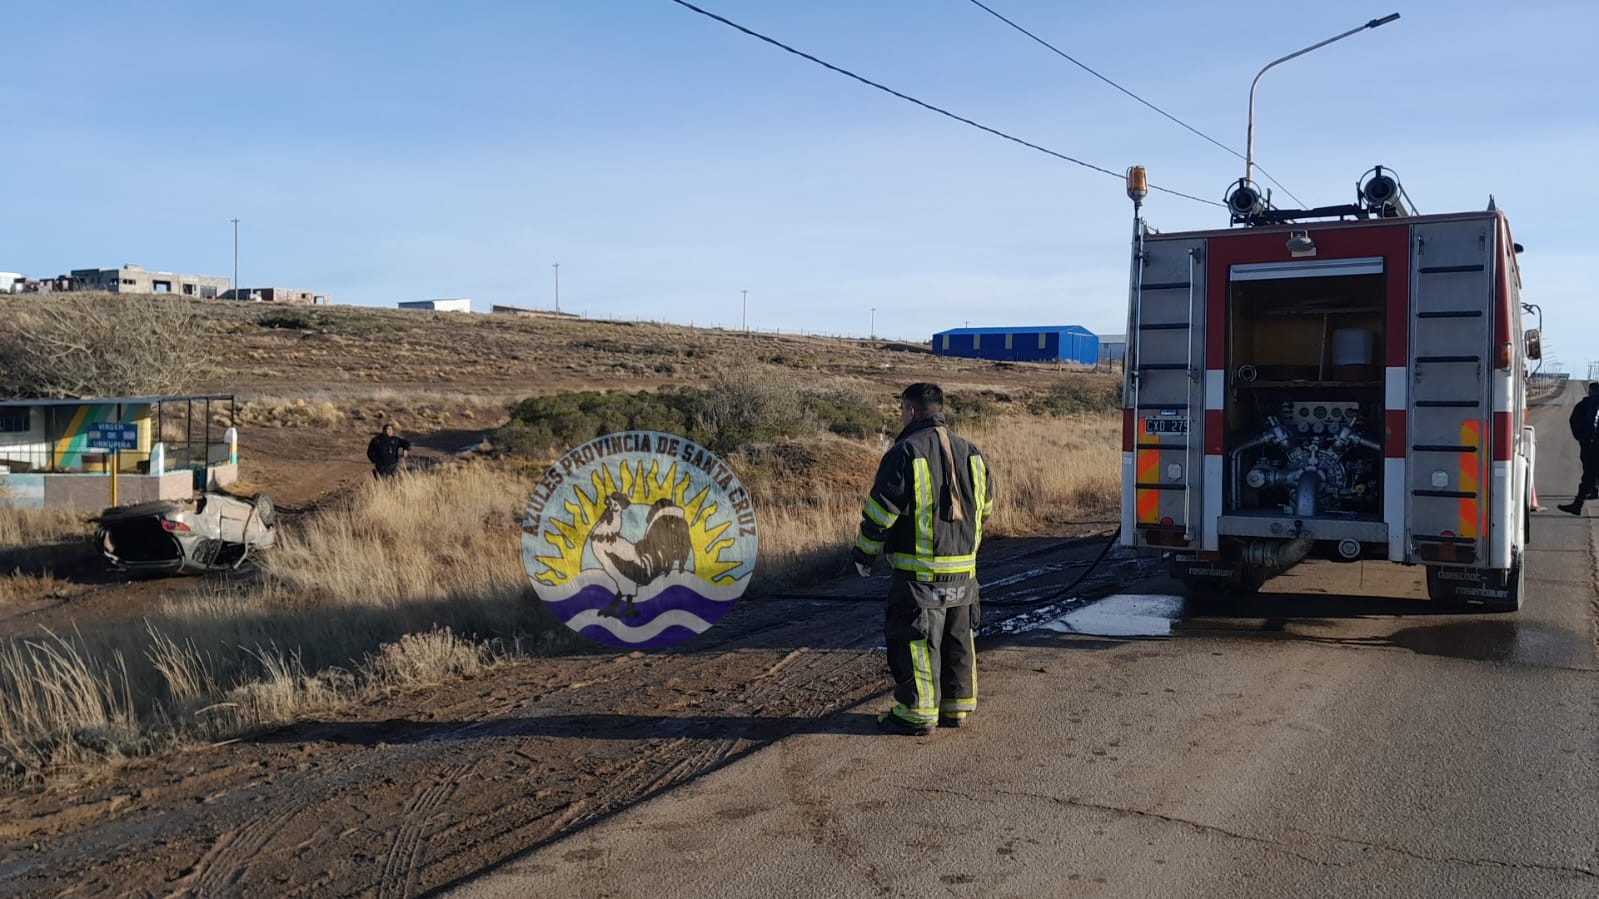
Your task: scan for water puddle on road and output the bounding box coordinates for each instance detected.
[1036,594,1185,637]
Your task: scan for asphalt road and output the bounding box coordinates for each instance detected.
[456,385,1598,899]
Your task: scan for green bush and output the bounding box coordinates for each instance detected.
[944,392,1001,424]
[801,391,888,439]
[502,390,692,453]
[1026,379,1121,417]
[258,308,319,330]
[496,378,890,456]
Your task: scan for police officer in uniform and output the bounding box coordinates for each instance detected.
[1558,382,1599,514]
[852,383,995,735]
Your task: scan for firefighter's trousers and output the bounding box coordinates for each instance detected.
[883,578,978,728]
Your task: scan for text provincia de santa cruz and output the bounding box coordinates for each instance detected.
[523,431,758,539]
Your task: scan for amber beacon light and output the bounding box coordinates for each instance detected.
[1126,166,1148,203]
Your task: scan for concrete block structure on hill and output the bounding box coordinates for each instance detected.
[69,264,229,298]
[399,298,471,312]
[220,287,329,304]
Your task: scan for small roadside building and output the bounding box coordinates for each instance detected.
[1098,333,1127,365]
[220,287,329,304]
[0,395,240,512]
[399,299,471,313]
[931,325,1100,364]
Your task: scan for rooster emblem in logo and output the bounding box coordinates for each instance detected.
[588,494,694,618]
[523,431,759,649]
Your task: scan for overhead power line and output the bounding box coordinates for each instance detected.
[668,0,1222,208]
[963,0,1305,207]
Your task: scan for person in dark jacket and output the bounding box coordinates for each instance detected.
[1558,382,1599,514]
[852,383,994,736]
[366,422,411,479]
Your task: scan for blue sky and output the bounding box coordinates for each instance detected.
[3,1,1594,364]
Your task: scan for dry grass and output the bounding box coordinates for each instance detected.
[0,409,1123,784]
[225,390,510,432]
[0,506,96,591]
[0,572,81,607]
[965,413,1121,532]
[730,411,1122,591]
[0,462,572,784]
[0,506,84,549]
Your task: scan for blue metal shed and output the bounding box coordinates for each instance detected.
[931,326,1100,364]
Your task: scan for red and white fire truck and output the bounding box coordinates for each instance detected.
[1119,166,1541,610]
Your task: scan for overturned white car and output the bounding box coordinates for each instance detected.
[95,493,276,574]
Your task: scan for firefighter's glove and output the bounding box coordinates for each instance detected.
[854,560,873,579]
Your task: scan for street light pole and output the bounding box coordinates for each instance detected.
[552,263,560,314]
[230,218,239,299]
[870,307,876,341]
[741,290,747,333]
[1245,13,1400,184]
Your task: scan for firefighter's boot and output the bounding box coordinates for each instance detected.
[877,710,935,736]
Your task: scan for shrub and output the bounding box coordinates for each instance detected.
[502,389,692,453]
[800,389,887,439]
[0,294,212,397]
[258,308,320,330]
[945,391,1002,424]
[497,374,887,456]
[1026,378,1121,417]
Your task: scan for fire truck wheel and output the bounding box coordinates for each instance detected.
[1482,562,1525,613]
[1523,476,1532,547]
[1237,566,1268,594]
[1424,567,1458,605]
[1180,580,1227,606]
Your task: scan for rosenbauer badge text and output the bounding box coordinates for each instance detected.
[522,431,758,649]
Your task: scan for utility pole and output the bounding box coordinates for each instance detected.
[552,263,560,314]
[230,218,239,299]
[870,307,876,340]
[741,290,748,332]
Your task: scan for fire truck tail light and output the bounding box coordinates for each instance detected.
[1144,527,1187,547]
[1495,342,1513,370]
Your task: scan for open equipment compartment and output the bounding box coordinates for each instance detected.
[1224,259,1387,523]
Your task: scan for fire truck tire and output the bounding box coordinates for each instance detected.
[1424,567,1465,606]
[1482,562,1525,613]
[1523,476,1532,547]
[1238,566,1268,594]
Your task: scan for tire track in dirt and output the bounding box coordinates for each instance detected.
[376,759,482,899]
[1,536,1125,898]
[176,808,290,898]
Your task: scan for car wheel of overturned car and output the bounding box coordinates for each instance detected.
[252,493,275,526]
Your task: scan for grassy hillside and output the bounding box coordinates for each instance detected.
[0,293,1125,783]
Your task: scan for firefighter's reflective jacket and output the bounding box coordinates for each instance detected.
[851,416,994,592]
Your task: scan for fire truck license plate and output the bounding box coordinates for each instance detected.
[1144,418,1188,434]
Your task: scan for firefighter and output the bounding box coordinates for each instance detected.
[852,383,994,736]
[1557,382,1599,515]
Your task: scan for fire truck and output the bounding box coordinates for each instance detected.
[1119,166,1540,611]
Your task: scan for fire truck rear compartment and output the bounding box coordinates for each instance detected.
[1222,270,1387,558]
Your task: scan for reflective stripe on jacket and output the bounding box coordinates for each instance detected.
[852,416,994,583]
